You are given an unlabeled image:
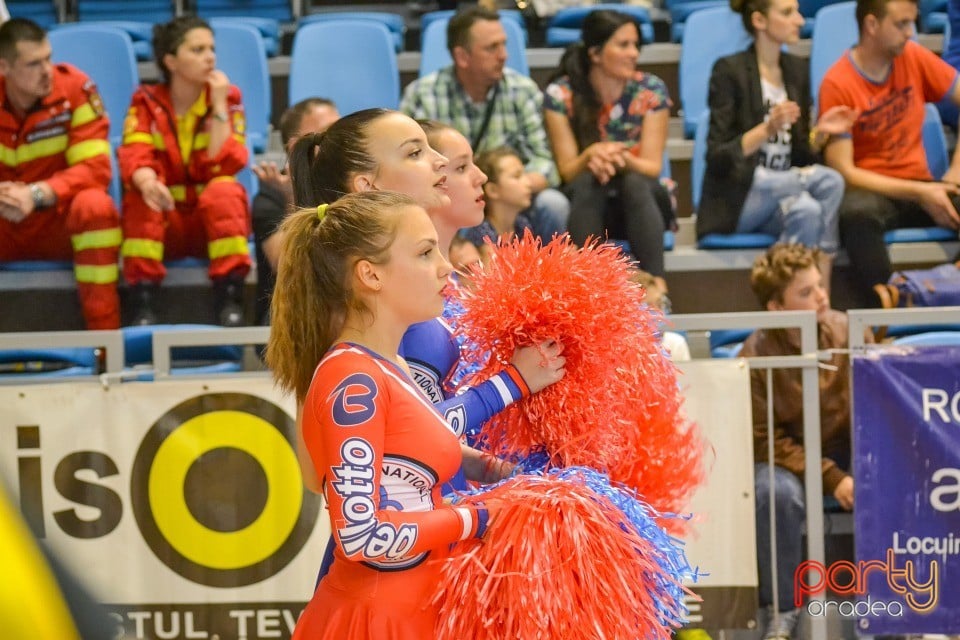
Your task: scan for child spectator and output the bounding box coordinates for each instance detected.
[448,234,484,291]
[461,146,534,261]
[740,243,872,640]
[630,268,690,361]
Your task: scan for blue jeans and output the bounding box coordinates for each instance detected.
[525,187,570,241]
[755,463,805,611]
[738,165,843,255]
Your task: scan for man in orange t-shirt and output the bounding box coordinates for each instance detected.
[820,0,960,306]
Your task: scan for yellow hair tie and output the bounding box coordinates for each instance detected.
[317,204,328,221]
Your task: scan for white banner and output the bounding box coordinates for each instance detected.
[1,361,757,637]
[678,359,758,628]
[0,377,329,639]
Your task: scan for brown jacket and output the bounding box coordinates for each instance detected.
[739,310,873,494]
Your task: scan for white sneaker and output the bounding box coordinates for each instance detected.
[763,608,800,640]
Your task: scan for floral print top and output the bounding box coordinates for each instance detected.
[544,71,672,150]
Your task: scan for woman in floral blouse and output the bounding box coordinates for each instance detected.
[544,9,672,285]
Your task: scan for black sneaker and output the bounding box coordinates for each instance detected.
[128,282,159,326]
[213,277,245,327]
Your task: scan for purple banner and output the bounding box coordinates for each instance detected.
[851,346,960,635]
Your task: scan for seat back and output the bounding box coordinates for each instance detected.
[679,6,751,138]
[289,20,399,114]
[211,22,271,153]
[922,102,949,180]
[690,109,710,210]
[207,16,280,57]
[195,0,293,22]
[421,9,527,45]
[48,25,138,146]
[546,4,654,45]
[76,0,173,24]
[122,324,243,378]
[9,0,60,28]
[809,2,857,109]
[892,330,960,346]
[419,15,529,78]
[301,11,405,52]
[668,0,728,42]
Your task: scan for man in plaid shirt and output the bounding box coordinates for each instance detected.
[401,6,569,241]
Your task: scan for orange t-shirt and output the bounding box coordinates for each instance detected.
[819,40,958,180]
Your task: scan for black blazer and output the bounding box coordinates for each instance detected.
[696,46,820,238]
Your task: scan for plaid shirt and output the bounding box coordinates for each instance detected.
[400,66,560,186]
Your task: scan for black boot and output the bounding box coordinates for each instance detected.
[213,275,245,327]
[128,282,159,326]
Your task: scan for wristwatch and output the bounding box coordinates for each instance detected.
[211,110,229,123]
[29,183,45,209]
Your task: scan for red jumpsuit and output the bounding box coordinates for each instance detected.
[0,63,121,329]
[118,84,250,285]
[296,343,491,640]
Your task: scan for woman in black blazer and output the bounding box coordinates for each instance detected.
[697,0,858,287]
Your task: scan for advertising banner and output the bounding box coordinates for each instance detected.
[850,346,960,635]
[678,359,758,629]
[0,377,328,640]
[1,359,759,637]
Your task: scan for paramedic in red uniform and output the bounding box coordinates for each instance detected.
[0,18,121,329]
[119,16,250,326]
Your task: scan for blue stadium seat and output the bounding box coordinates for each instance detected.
[690,109,710,209]
[76,0,173,23]
[679,6,752,138]
[57,19,155,61]
[545,4,655,46]
[207,16,279,57]
[668,0,728,42]
[609,231,675,258]
[798,0,848,38]
[419,15,528,78]
[692,109,777,249]
[892,330,960,346]
[0,260,72,271]
[883,105,952,245]
[920,0,948,32]
[289,20,399,114]
[922,102,949,179]
[699,233,777,249]
[301,11,405,53]
[420,9,527,47]
[810,2,857,110]
[926,11,948,33]
[195,0,292,23]
[211,22,271,153]
[122,324,243,379]
[8,1,60,28]
[709,328,753,358]
[0,347,98,379]
[48,25,138,146]
[883,323,960,339]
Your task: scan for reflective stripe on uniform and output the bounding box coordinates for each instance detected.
[71,227,122,252]
[121,238,164,261]
[70,103,98,128]
[74,263,119,284]
[123,132,153,146]
[66,139,110,165]
[168,176,237,202]
[0,135,69,167]
[208,235,249,260]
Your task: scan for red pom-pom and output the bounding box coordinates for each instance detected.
[455,233,705,526]
[432,472,691,640]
